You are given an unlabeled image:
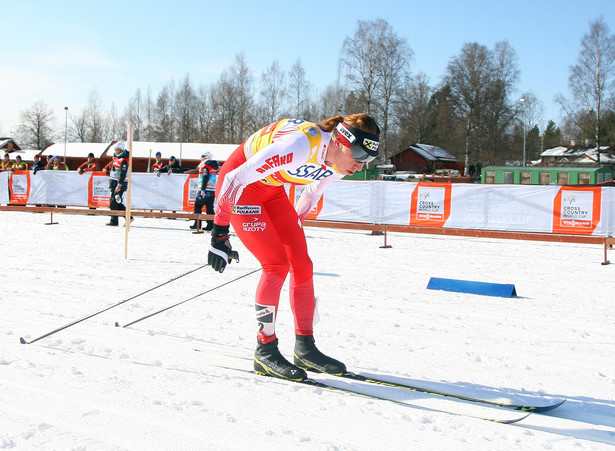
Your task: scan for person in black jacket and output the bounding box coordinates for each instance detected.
[31,154,45,174]
[107,142,130,227]
[159,156,185,174]
[191,152,219,231]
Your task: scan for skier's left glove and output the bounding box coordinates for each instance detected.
[208,224,239,273]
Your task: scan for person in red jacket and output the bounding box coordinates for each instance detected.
[77,153,98,174]
[207,113,380,381]
[152,151,164,175]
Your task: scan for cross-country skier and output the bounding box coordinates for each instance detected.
[207,114,380,381]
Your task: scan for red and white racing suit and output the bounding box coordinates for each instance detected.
[215,119,343,339]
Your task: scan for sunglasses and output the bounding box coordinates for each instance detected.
[335,122,379,163]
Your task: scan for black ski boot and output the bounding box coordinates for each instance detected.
[294,335,346,375]
[106,217,118,226]
[254,337,307,381]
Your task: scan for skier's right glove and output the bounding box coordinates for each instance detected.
[208,224,239,273]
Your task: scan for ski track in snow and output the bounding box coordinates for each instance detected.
[1,211,614,450]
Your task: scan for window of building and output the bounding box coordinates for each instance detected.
[485,171,495,183]
[502,171,514,184]
[520,171,531,184]
[578,172,591,184]
[539,172,551,185]
[557,172,570,185]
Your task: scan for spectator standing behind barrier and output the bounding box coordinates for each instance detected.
[190,152,219,231]
[31,154,45,174]
[158,156,185,174]
[46,156,68,170]
[1,153,14,171]
[152,151,164,175]
[77,153,98,174]
[12,155,28,170]
[45,155,54,169]
[107,142,130,227]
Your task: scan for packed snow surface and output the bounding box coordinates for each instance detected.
[1,210,614,450]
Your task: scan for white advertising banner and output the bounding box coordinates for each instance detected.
[28,171,89,206]
[446,184,557,232]
[2,171,614,236]
[131,173,189,211]
[0,172,9,204]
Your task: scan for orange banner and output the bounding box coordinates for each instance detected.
[552,186,601,235]
[8,171,30,204]
[409,183,452,227]
[183,174,199,211]
[87,171,110,208]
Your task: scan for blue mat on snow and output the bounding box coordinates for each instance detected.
[427,277,517,298]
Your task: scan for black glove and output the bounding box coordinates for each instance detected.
[208,224,239,273]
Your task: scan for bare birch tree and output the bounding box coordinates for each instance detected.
[444,42,495,174]
[568,16,615,162]
[214,53,255,143]
[16,101,56,150]
[153,81,175,142]
[395,73,433,144]
[259,59,287,124]
[288,58,311,118]
[340,19,412,162]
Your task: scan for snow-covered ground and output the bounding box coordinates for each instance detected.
[1,210,614,450]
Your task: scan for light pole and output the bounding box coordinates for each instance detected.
[63,107,68,163]
[519,98,527,167]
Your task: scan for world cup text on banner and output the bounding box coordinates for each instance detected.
[409,183,452,227]
[88,172,111,208]
[552,186,601,235]
[9,171,30,204]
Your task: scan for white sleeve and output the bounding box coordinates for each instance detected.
[214,132,312,226]
[295,174,343,222]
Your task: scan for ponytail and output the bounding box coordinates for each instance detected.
[317,113,380,135]
[317,115,344,133]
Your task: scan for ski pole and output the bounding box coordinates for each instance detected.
[116,267,262,328]
[20,264,207,345]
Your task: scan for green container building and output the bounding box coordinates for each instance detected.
[481,166,614,185]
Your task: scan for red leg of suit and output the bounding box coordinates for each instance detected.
[230,183,315,337]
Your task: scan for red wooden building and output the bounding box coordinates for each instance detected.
[390,144,464,174]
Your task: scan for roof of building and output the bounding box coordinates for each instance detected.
[40,141,238,161]
[540,146,615,164]
[0,138,21,151]
[540,145,611,157]
[42,142,112,159]
[124,142,237,160]
[2,149,42,161]
[402,143,457,162]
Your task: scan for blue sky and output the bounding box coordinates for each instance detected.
[2,0,614,140]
